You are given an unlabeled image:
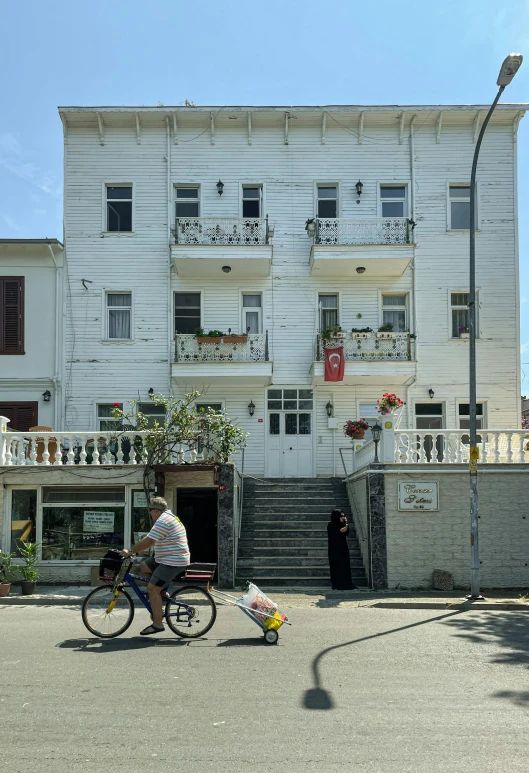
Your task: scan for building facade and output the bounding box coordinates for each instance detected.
[57,104,525,478]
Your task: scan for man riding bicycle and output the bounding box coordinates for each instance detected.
[121,496,190,635]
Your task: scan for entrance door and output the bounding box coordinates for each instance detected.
[266,389,313,477]
[415,403,445,461]
[176,488,218,567]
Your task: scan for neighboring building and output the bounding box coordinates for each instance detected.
[522,396,529,421]
[0,239,63,431]
[56,103,525,477]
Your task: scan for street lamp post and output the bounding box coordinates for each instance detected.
[468,54,523,599]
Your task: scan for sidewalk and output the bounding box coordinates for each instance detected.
[1,585,528,611]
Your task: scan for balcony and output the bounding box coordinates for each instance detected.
[171,217,272,278]
[309,217,414,277]
[310,332,416,385]
[172,332,273,385]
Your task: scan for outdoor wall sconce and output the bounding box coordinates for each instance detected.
[428,389,435,399]
[355,180,363,202]
[325,401,334,418]
[216,180,224,196]
[305,218,317,237]
[356,266,366,274]
[371,422,382,462]
[148,387,154,395]
[42,390,52,402]
[248,400,255,417]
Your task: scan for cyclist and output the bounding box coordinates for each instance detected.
[121,496,190,635]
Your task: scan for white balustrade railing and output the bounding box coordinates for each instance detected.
[319,332,413,361]
[317,217,411,245]
[394,430,529,464]
[352,439,376,472]
[175,333,268,362]
[175,217,268,245]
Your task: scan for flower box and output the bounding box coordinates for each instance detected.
[459,333,470,339]
[223,335,248,344]
[351,332,373,339]
[376,332,397,340]
[197,336,222,344]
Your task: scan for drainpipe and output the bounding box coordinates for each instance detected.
[409,114,418,340]
[48,243,61,429]
[405,376,417,428]
[166,116,173,393]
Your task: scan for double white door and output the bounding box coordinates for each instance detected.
[267,412,313,477]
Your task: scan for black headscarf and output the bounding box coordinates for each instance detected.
[330,509,343,526]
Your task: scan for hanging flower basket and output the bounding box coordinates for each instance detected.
[343,418,370,440]
[377,392,405,415]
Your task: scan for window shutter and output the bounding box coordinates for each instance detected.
[0,278,24,354]
[0,402,37,431]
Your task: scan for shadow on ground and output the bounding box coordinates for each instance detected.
[56,635,268,652]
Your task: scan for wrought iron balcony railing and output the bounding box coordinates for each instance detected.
[316,332,414,361]
[175,217,269,245]
[175,332,269,362]
[316,217,412,245]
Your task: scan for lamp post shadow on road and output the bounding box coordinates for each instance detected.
[467,53,523,600]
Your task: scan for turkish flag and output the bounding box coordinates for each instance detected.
[324,347,345,382]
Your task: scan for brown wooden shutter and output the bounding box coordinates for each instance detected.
[0,402,37,431]
[0,277,24,354]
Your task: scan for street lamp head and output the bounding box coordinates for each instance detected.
[497,53,523,86]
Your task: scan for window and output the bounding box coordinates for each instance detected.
[10,489,37,553]
[196,403,222,414]
[415,403,444,461]
[106,186,132,232]
[106,293,132,339]
[242,294,262,334]
[175,187,200,218]
[97,404,123,431]
[242,187,262,218]
[358,403,379,443]
[449,185,471,230]
[267,389,313,411]
[0,402,37,431]
[174,292,201,334]
[450,292,477,338]
[459,403,485,444]
[317,186,337,218]
[0,277,24,354]
[380,186,407,218]
[382,295,407,332]
[319,294,338,331]
[138,402,166,429]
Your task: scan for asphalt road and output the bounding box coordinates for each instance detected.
[1,603,528,773]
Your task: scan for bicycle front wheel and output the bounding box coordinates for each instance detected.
[81,586,134,638]
[165,585,217,638]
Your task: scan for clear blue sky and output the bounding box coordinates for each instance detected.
[1,0,528,393]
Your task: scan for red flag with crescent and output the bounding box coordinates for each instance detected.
[324,347,344,382]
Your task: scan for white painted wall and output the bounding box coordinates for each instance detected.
[61,107,524,475]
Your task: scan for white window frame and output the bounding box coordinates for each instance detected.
[379,293,409,331]
[356,401,380,443]
[138,402,166,429]
[317,291,341,332]
[449,289,480,339]
[103,182,134,234]
[103,290,133,341]
[174,290,202,336]
[378,183,409,219]
[413,401,446,429]
[447,182,480,231]
[239,183,264,218]
[195,400,225,413]
[241,292,263,334]
[96,402,125,432]
[315,182,339,219]
[174,184,201,220]
[456,400,487,431]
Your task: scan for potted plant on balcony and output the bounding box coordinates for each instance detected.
[377,392,405,415]
[0,551,16,597]
[351,327,373,339]
[343,418,370,441]
[376,322,397,339]
[223,328,249,344]
[195,329,224,344]
[321,326,345,342]
[459,326,470,339]
[17,541,41,595]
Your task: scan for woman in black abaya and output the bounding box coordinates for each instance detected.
[327,509,355,590]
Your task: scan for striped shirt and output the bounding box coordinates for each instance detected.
[147,510,190,567]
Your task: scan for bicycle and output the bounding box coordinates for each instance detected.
[81,552,217,639]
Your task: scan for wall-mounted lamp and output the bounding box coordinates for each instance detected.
[325,401,334,418]
[42,390,52,402]
[248,400,255,417]
[355,180,363,203]
[356,266,366,274]
[305,218,317,238]
[371,421,382,462]
[222,265,232,273]
[216,180,224,196]
[428,389,435,399]
[148,387,154,396]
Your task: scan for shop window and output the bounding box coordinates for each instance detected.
[10,489,37,553]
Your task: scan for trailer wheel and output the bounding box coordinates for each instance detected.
[264,629,279,645]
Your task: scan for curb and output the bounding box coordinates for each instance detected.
[370,601,529,611]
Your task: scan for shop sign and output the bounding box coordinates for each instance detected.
[398,481,439,511]
[83,511,115,532]
[133,491,148,507]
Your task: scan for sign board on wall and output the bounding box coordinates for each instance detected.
[133,491,148,508]
[398,481,439,511]
[83,511,115,532]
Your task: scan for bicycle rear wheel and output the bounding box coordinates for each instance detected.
[165,585,217,638]
[82,585,134,638]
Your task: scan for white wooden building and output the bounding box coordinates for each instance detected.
[57,103,526,478]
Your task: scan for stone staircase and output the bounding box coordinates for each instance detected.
[236,477,368,588]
